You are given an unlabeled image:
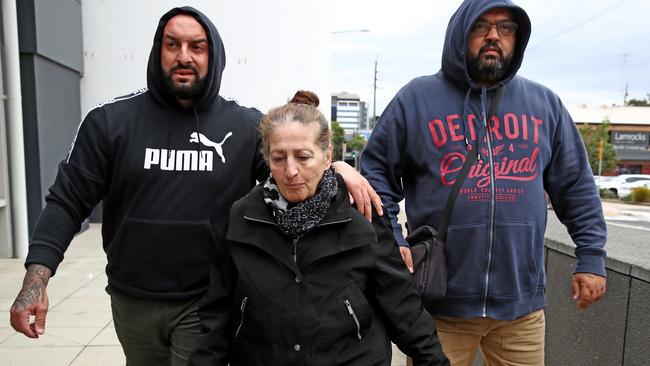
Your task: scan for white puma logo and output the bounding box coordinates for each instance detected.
[189,131,233,163]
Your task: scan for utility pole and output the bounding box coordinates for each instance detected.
[372,55,378,129]
[619,52,629,105]
[598,138,603,177]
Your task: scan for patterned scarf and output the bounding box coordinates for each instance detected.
[263,168,338,237]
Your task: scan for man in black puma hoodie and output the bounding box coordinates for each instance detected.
[9,7,380,365]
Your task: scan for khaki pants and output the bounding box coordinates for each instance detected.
[408,310,545,366]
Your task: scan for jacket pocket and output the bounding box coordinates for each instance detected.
[108,218,217,294]
[316,281,387,365]
[490,222,537,296]
[318,282,372,345]
[445,223,488,297]
[231,279,272,364]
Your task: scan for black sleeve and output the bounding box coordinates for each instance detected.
[25,108,110,275]
[252,128,269,182]
[188,252,233,366]
[369,209,449,366]
[250,112,269,182]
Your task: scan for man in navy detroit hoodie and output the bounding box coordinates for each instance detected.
[9,6,380,366]
[361,0,606,364]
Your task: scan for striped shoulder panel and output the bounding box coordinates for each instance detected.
[66,88,148,162]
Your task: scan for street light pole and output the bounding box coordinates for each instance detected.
[372,55,378,130]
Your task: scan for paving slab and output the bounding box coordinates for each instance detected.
[69,345,125,366]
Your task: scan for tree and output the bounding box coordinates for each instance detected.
[577,120,618,175]
[346,134,367,153]
[626,94,650,106]
[331,121,345,161]
[626,98,649,107]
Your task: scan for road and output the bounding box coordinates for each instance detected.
[601,200,650,231]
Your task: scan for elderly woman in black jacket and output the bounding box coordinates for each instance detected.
[191,91,449,366]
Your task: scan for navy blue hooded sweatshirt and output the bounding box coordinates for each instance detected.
[25,7,268,300]
[361,0,606,320]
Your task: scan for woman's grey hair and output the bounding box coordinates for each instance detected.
[259,90,331,163]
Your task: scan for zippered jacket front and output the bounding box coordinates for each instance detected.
[360,0,606,320]
[25,6,268,300]
[191,176,449,366]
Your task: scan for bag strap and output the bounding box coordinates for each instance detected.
[438,86,504,241]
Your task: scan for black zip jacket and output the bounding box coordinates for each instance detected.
[25,6,268,300]
[190,176,449,366]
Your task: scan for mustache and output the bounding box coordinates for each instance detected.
[479,41,503,56]
[169,64,200,75]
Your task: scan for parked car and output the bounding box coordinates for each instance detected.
[594,175,614,186]
[617,180,650,198]
[598,174,650,197]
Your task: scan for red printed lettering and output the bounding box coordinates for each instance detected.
[503,113,519,139]
[531,116,543,144]
[489,116,503,140]
[446,114,464,142]
[428,119,447,148]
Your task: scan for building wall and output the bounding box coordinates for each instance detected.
[336,99,361,133]
[80,0,331,118]
[0,15,12,256]
[17,0,83,233]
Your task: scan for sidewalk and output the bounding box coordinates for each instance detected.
[0,224,409,365]
[0,224,124,366]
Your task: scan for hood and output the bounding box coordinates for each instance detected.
[147,6,225,111]
[441,0,531,89]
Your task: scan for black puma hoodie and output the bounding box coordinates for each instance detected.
[26,6,267,300]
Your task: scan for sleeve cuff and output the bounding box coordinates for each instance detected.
[25,245,64,277]
[574,252,606,277]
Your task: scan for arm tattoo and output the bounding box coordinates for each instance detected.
[12,264,52,310]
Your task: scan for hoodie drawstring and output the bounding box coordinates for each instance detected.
[193,108,202,155]
[167,110,175,152]
[479,87,489,161]
[462,88,472,154]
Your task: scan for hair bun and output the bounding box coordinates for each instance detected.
[290,90,320,107]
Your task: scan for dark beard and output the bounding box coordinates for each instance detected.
[162,65,206,101]
[467,42,513,84]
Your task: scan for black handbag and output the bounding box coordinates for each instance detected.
[407,86,504,309]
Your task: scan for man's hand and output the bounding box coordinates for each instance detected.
[571,273,606,310]
[331,161,383,221]
[399,246,414,273]
[10,264,52,338]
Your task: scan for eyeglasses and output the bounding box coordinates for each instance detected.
[470,20,518,37]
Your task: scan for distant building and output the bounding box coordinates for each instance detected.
[331,92,368,135]
[569,105,650,174]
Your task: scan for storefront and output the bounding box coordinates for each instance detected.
[611,131,650,174]
[569,105,650,175]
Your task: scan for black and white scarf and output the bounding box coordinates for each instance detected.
[263,168,338,237]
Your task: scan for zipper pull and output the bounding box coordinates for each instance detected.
[292,237,299,264]
[235,296,248,338]
[344,299,362,341]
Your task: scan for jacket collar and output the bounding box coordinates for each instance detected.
[243,174,351,226]
[229,174,371,275]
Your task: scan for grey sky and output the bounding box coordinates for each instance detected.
[331,0,649,118]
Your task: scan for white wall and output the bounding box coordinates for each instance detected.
[80,0,331,117]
